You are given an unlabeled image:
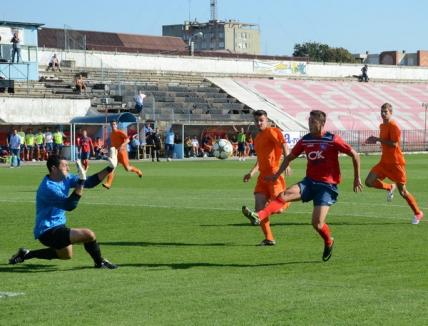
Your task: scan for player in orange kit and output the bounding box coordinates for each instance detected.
[102,120,143,189]
[241,110,291,246]
[365,102,424,224]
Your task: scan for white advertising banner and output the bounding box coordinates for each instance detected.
[254,60,307,75]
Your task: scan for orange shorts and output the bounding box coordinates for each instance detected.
[117,149,129,167]
[371,162,407,184]
[254,174,286,200]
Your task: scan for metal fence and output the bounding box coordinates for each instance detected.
[324,130,427,153]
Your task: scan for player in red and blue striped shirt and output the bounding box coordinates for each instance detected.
[244,110,363,261]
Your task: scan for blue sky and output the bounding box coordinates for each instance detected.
[2,0,427,55]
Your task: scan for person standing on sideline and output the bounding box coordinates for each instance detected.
[365,103,423,224]
[164,128,175,161]
[233,126,247,161]
[34,128,45,161]
[44,127,54,159]
[17,126,26,161]
[9,153,118,269]
[77,129,95,170]
[243,110,362,261]
[11,31,22,63]
[25,127,35,161]
[102,120,143,189]
[53,127,65,156]
[134,90,146,113]
[241,110,291,246]
[9,128,22,168]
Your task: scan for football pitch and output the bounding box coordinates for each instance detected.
[0,155,427,325]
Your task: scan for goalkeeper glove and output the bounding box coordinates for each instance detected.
[107,147,118,169]
[75,160,87,181]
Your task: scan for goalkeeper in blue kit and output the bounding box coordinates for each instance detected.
[9,149,119,269]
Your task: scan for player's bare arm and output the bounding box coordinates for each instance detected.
[282,142,292,176]
[243,161,259,182]
[365,136,397,147]
[347,148,363,192]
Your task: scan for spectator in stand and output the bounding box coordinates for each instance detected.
[46,54,62,72]
[164,128,175,161]
[361,64,369,82]
[144,122,154,136]
[9,128,22,168]
[53,127,65,156]
[25,127,35,161]
[202,135,213,157]
[78,129,94,170]
[44,127,54,159]
[75,74,87,94]
[11,31,22,63]
[184,136,193,158]
[34,128,45,161]
[191,136,200,157]
[134,90,146,113]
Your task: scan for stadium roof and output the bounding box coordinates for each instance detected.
[38,28,187,53]
[70,112,138,124]
[0,20,44,28]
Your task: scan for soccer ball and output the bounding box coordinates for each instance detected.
[213,139,233,160]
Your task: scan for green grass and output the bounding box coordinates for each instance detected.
[0,155,427,325]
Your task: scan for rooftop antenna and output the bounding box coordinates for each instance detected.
[210,0,217,21]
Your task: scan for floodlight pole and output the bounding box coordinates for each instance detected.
[422,102,428,151]
[188,32,203,56]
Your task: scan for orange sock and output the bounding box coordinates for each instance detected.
[317,224,333,246]
[260,218,274,241]
[372,179,392,191]
[404,192,421,215]
[258,197,285,221]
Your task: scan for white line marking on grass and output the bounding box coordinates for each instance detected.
[0,292,24,299]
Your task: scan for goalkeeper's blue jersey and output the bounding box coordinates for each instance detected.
[34,174,79,239]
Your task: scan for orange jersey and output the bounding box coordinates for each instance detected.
[110,129,128,149]
[379,120,405,165]
[254,127,285,175]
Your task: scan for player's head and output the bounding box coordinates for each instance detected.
[380,103,393,122]
[253,110,268,131]
[111,120,118,131]
[47,155,69,179]
[308,110,326,135]
[82,129,87,137]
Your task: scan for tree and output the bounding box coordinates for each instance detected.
[293,42,355,63]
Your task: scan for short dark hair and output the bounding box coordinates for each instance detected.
[381,102,392,112]
[310,110,327,125]
[47,155,62,172]
[253,110,267,118]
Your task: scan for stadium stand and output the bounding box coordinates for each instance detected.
[229,77,428,131]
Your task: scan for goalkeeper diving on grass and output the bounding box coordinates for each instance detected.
[9,148,119,269]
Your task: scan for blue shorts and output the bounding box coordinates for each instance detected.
[80,151,90,160]
[298,177,338,206]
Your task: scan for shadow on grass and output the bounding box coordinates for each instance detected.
[99,241,241,247]
[113,260,321,270]
[202,220,407,227]
[0,260,321,273]
[0,263,58,273]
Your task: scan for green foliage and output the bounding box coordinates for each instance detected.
[293,42,356,63]
[0,156,427,325]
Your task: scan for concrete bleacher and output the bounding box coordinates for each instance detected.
[232,77,428,131]
[34,66,254,123]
